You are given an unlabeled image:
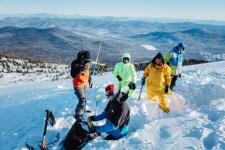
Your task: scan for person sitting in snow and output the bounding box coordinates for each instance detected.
[87,84,130,140]
[70,50,92,120]
[113,53,137,96]
[164,42,186,91]
[141,53,172,113]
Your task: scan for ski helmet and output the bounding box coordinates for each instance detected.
[77,50,84,60]
[83,51,91,63]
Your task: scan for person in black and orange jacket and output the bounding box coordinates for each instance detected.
[70,51,92,120]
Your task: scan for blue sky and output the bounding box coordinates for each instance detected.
[0,0,225,21]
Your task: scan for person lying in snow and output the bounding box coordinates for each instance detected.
[87,84,130,140]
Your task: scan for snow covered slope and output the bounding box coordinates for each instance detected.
[0,57,70,88]
[0,61,225,150]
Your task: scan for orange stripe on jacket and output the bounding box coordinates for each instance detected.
[73,69,90,88]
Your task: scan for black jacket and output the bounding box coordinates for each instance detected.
[105,94,130,129]
[70,59,88,78]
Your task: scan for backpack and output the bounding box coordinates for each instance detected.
[63,120,90,150]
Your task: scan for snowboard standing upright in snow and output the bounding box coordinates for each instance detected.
[70,51,92,120]
[142,53,172,113]
[87,84,130,140]
[113,53,137,96]
[165,43,186,91]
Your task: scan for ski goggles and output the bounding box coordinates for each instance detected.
[84,58,92,63]
[123,57,130,61]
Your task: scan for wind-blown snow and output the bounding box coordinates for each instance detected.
[0,61,225,150]
[141,44,157,51]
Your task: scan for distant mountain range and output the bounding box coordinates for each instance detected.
[0,16,225,63]
[0,26,152,64]
[131,28,225,55]
[0,26,97,63]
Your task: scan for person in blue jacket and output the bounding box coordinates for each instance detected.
[165,42,186,91]
[87,84,130,140]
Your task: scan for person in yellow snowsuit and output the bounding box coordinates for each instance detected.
[113,53,137,96]
[141,53,172,113]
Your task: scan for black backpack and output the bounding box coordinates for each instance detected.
[63,120,90,150]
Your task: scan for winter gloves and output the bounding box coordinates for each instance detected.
[141,77,146,86]
[116,75,122,81]
[178,74,181,78]
[88,116,95,121]
[87,116,95,129]
[128,82,136,90]
[87,116,101,138]
[165,85,170,94]
[141,77,170,94]
[166,62,171,66]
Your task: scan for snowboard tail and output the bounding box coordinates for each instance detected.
[63,120,91,150]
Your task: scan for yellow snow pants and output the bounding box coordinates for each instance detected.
[147,91,170,113]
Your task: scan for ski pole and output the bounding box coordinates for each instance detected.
[138,84,144,101]
[41,109,56,150]
[93,41,102,75]
[118,81,122,93]
[41,110,49,150]
[95,95,101,115]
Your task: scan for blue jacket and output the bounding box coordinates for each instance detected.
[165,46,184,75]
[93,97,130,139]
[170,46,184,66]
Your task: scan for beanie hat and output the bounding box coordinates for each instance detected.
[105,84,115,95]
[178,42,186,50]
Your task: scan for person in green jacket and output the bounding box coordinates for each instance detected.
[113,53,137,96]
[164,43,186,91]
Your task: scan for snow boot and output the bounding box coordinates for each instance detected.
[159,105,170,113]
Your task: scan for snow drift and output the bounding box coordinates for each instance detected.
[0,61,225,150]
